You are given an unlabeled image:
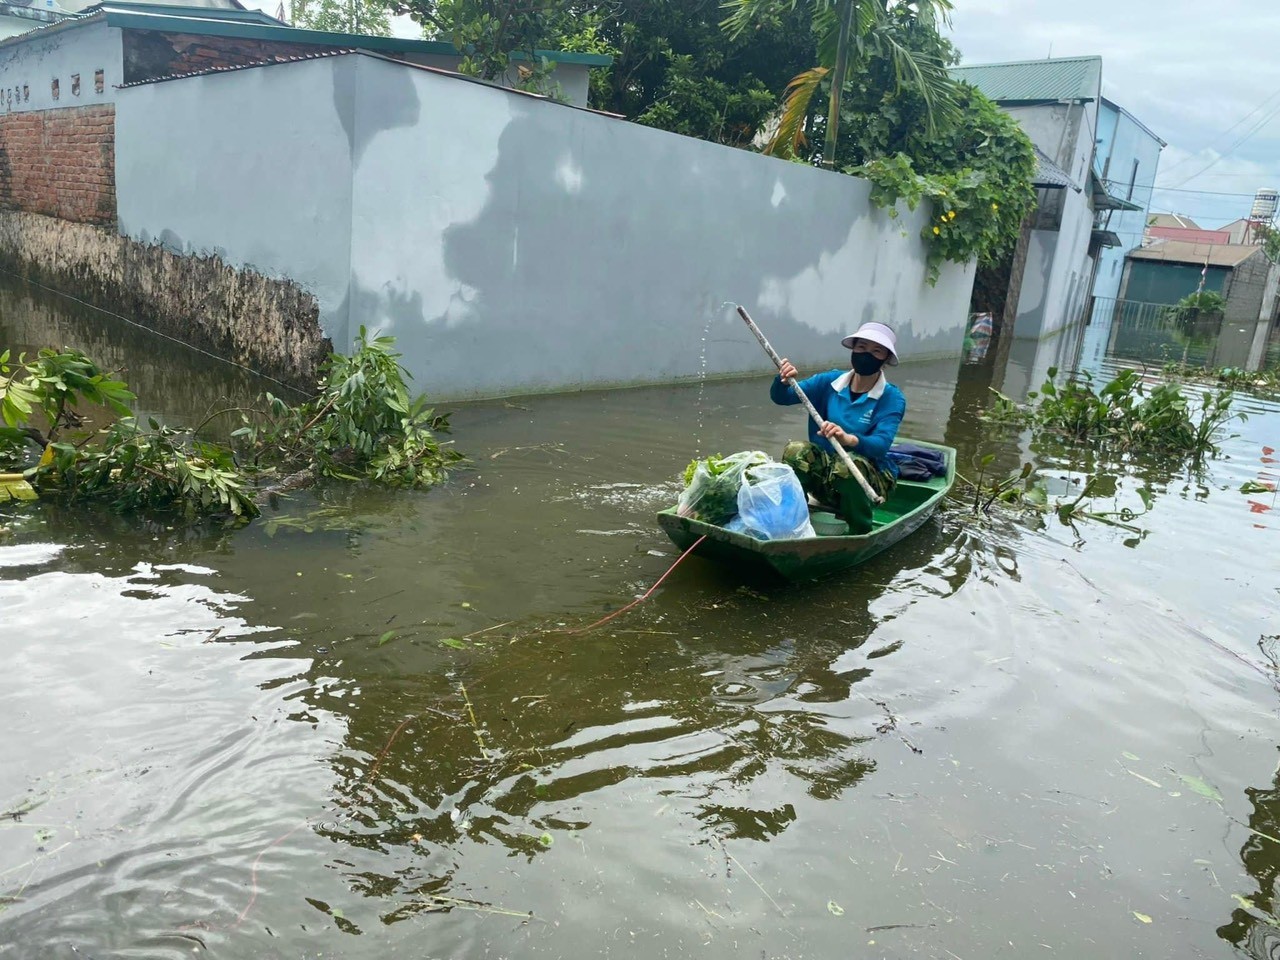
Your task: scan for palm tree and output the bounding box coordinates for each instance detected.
[723,0,958,167]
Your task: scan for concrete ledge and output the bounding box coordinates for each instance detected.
[0,210,329,389]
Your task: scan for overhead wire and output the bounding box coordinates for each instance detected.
[1164,98,1280,189]
[1156,81,1280,178]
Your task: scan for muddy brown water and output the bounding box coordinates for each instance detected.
[3,274,1280,959]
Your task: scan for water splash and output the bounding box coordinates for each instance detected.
[691,302,748,456]
[693,310,714,456]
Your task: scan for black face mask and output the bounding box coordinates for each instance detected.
[851,351,886,376]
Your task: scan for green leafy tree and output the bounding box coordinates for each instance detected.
[369,0,814,142]
[383,0,567,85]
[569,0,814,146]
[1256,223,1280,264]
[291,0,391,35]
[722,0,958,167]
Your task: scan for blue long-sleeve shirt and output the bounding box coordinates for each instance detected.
[770,369,906,475]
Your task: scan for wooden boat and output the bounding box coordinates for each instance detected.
[657,439,956,581]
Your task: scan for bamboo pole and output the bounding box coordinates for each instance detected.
[736,306,883,504]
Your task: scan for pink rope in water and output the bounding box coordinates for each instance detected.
[568,535,707,634]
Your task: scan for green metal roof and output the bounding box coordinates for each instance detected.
[98,8,614,66]
[88,2,286,25]
[950,56,1101,103]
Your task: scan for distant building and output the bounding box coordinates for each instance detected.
[1120,239,1279,369]
[1147,213,1200,230]
[0,0,74,40]
[1145,225,1232,245]
[0,1,610,109]
[1,0,249,40]
[952,56,1158,342]
[1218,219,1251,244]
[1090,97,1166,303]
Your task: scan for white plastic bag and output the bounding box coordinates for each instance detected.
[734,462,816,540]
[677,450,771,525]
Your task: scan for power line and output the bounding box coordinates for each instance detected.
[1156,82,1280,177]
[1097,184,1274,198]
[1165,99,1280,189]
[1147,185,1276,198]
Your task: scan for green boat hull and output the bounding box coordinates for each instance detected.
[657,439,955,581]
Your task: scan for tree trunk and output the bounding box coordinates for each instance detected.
[821,0,855,169]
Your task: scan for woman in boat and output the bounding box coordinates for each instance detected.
[771,322,906,534]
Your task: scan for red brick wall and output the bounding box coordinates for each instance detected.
[0,105,115,226]
[123,30,343,84]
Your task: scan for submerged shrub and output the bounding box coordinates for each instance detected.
[988,366,1242,462]
[0,330,462,522]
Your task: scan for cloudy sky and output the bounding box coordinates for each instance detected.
[946,0,1280,229]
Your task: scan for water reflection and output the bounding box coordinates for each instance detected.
[299,557,962,918]
[0,273,301,430]
[6,271,1280,958]
[1220,707,1280,959]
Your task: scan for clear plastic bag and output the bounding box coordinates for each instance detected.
[734,462,816,540]
[677,450,771,525]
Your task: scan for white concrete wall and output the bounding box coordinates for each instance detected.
[1003,99,1100,341]
[115,54,355,336]
[0,18,121,112]
[1015,186,1095,340]
[117,52,976,401]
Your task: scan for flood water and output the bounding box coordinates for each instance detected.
[3,273,1280,960]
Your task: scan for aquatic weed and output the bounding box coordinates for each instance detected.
[987,366,1243,463]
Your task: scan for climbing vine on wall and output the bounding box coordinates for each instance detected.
[851,84,1037,283]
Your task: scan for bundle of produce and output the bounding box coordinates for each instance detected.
[676,451,770,526]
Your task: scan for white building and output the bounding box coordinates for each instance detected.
[0,0,608,109]
[952,56,1156,342]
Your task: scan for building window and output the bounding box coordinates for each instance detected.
[51,78,58,100]
[1127,159,1139,201]
[94,70,104,94]
[71,74,80,97]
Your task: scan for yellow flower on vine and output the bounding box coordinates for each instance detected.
[947,210,957,221]
[932,226,941,235]
[991,202,999,211]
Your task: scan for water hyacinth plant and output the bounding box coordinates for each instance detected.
[987,367,1242,463]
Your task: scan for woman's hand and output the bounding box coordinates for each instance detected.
[818,420,858,448]
[778,359,798,381]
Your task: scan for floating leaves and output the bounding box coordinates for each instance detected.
[1126,769,1163,789]
[377,630,399,647]
[1132,911,1153,924]
[827,900,845,916]
[1179,773,1223,804]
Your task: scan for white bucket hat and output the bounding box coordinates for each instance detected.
[841,322,899,366]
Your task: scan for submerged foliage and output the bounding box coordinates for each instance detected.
[0,330,462,522]
[987,366,1242,463]
[956,454,1154,536]
[1162,360,1280,395]
[236,329,462,490]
